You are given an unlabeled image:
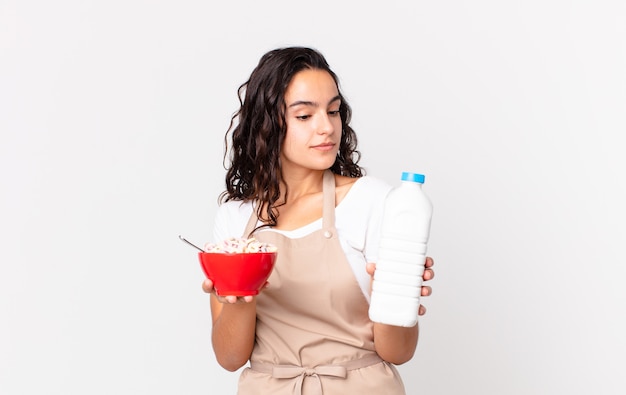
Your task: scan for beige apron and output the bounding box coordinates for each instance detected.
[237,170,405,395]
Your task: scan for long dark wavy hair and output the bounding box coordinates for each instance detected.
[220,46,364,227]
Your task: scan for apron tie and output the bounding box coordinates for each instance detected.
[274,365,346,395]
[250,354,383,395]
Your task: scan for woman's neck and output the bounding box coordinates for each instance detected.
[280,169,326,203]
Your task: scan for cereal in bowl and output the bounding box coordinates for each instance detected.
[204,237,277,253]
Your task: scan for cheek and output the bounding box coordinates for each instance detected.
[333,117,343,132]
[284,124,306,146]
[281,130,300,157]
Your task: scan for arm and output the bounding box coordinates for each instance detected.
[205,201,259,370]
[367,257,434,365]
[205,280,258,371]
[372,322,418,365]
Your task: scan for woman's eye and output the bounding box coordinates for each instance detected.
[328,110,340,116]
[296,115,311,120]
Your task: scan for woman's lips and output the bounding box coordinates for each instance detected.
[311,143,335,151]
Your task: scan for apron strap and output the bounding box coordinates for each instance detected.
[243,201,258,238]
[322,170,336,232]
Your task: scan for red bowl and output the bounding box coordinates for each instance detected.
[198,252,277,296]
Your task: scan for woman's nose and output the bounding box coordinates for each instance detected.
[317,113,335,135]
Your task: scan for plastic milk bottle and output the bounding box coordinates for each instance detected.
[368,172,433,327]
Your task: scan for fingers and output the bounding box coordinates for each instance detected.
[365,262,376,276]
[218,294,256,304]
[425,256,434,268]
[201,280,237,303]
[203,278,265,304]
[423,257,435,281]
[201,279,214,294]
[419,257,434,315]
[214,294,242,304]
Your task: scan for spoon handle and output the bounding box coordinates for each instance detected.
[179,235,205,252]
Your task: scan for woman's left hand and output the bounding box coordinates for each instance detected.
[366,256,435,316]
[419,257,434,315]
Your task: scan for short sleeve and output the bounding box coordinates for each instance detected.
[211,200,254,244]
[361,178,392,264]
[335,176,392,302]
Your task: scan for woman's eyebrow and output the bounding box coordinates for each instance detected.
[288,100,316,108]
[328,95,341,105]
[288,95,341,108]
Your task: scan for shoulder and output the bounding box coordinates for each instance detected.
[334,174,359,187]
[337,175,392,213]
[216,199,254,218]
[336,174,392,195]
[351,175,393,198]
[212,200,254,242]
[334,175,391,264]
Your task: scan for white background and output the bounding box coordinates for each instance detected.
[1,1,625,394]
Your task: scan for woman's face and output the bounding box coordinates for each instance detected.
[281,68,342,173]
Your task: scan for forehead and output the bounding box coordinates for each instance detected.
[285,69,339,101]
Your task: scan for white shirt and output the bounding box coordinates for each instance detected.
[211,175,393,301]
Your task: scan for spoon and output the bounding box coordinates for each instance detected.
[178,235,205,252]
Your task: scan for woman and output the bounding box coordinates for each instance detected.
[203,47,435,394]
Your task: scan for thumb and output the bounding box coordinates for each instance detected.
[365,262,376,276]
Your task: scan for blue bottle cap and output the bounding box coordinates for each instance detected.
[401,172,425,183]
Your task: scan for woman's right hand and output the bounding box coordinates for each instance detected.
[202,278,267,304]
